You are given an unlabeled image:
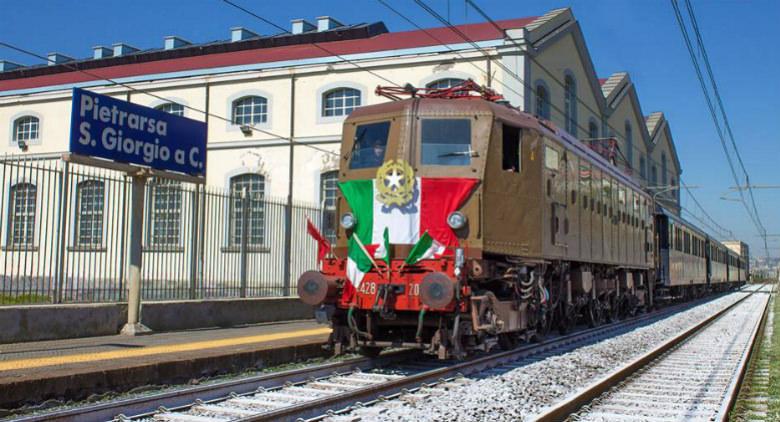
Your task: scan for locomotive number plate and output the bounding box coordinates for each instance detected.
[358,282,377,295]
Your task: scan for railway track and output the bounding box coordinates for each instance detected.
[534,284,772,422]
[15,287,758,422]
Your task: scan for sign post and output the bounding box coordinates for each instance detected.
[68,88,207,335]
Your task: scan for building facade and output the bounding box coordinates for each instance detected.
[0,8,683,302]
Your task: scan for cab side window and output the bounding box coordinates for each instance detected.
[502,125,522,172]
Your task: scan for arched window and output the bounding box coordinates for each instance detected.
[564,74,577,137]
[149,178,182,246]
[651,165,658,185]
[155,102,184,116]
[75,180,104,247]
[232,96,268,125]
[229,174,266,246]
[426,78,465,90]
[319,170,339,244]
[588,120,599,140]
[625,122,633,171]
[661,152,668,185]
[322,88,361,117]
[13,116,40,144]
[639,155,647,179]
[535,84,550,120]
[8,183,36,247]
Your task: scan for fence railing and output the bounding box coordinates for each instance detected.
[0,156,322,305]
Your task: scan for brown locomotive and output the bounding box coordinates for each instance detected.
[297,82,734,359]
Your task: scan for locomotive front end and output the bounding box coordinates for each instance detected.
[296,91,490,358]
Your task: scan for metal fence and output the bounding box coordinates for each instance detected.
[0,156,321,305]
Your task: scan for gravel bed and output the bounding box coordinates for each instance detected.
[325,290,753,422]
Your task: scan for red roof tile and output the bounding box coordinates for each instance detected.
[0,17,537,93]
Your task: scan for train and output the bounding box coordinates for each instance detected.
[297,80,748,359]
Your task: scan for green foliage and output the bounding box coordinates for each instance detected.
[0,294,51,305]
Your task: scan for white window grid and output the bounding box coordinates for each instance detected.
[232,96,267,126]
[14,116,39,142]
[319,171,338,244]
[229,174,266,246]
[564,76,577,136]
[75,180,104,247]
[8,183,36,247]
[155,102,185,116]
[150,179,182,246]
[322,88,361,117]
[535,85,550,120]
[426,78,466,90]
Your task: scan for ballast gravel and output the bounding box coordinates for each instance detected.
[324,291,751,422]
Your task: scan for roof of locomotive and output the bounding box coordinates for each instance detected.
[347,97,648,194]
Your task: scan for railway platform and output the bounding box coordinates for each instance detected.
[0,320,331,409]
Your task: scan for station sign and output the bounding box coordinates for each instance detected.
[69,88,207,178]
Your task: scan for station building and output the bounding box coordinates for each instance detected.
[0,8,684,299]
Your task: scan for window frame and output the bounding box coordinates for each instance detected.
[535,82,551,120]
[563,73,578,137]
[146,178,183,250]
[6,182,37,249]
[10,114,42,146]
[321,87,362,118]
[73,179,105,249]
[227,173,267,250]
[425,78,466,90]
[319,170,339,244]
[154,102,185,117]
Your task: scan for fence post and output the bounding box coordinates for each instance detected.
[239,187,249,298]
[54,161,70,304]
[188,185,200,299]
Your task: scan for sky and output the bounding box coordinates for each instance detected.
[1,0,778,257]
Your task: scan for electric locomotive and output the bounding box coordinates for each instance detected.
[298,81,654,359]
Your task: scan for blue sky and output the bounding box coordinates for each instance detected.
[1,0,778,256]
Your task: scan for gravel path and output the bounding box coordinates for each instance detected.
[325,290,753,422]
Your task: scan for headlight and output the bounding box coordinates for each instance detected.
[447,211,467,230]
[340,212,356,229]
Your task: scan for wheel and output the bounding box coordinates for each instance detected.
[498,333,518,350]
[587,299,604,328]
[605,294,620,323]
[558,303,576,335]
[358,346,383,358]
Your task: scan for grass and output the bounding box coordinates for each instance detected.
[0,294,51,305]
[730,284,778,421]
[767,290,780,421]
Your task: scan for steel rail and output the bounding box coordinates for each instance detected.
[16,288,749,422]
[238,291,755,422]
[12,350,418,422]
[532,284,770,421]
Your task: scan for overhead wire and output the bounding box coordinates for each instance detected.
[0,41,341,157]
[670,0,768,256]
[408,0,731,240]
[221,0,402,88]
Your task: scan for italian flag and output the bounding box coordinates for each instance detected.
[339,177,478,292]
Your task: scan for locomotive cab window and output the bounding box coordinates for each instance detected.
[349,121,391,169]
[544,145,560,170]
[421,118,472,166]
[502,125,522,172]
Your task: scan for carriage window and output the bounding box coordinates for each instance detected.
[421,119,472,166]
[349,121,391,169]
[544,146,559,170]
[502,125,521,172]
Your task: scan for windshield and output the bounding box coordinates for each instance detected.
[349,121,391,169]
[421,119,472,166]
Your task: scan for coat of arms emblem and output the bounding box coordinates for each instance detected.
[375,159,416,207]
